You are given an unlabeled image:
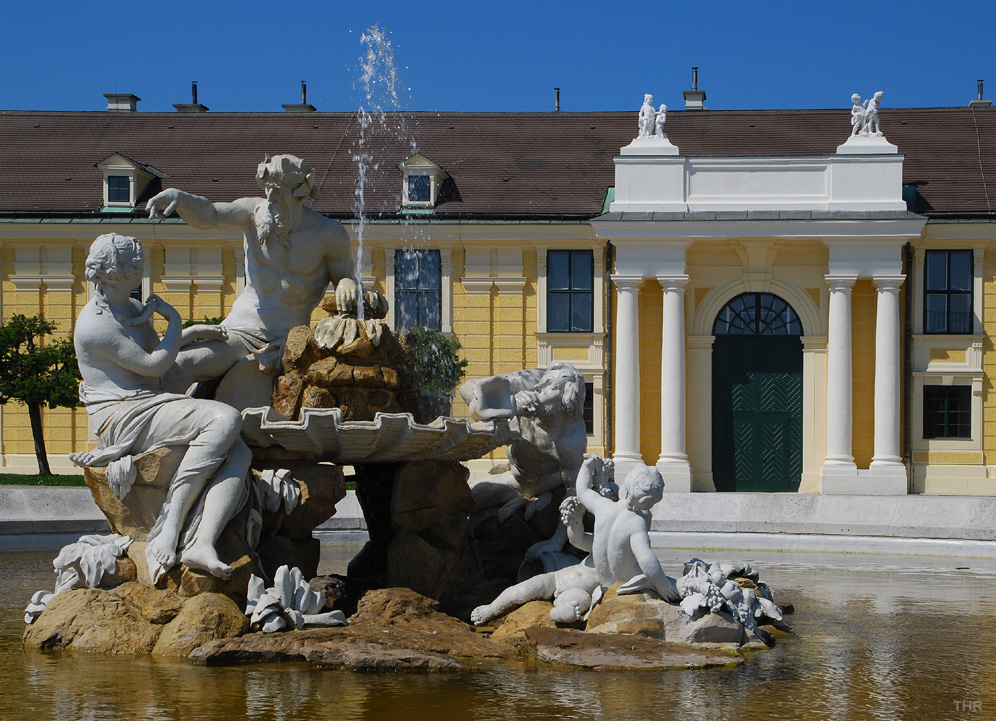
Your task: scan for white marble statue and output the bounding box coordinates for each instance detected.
[70,233,252,582]
[461,362,587,512]
[146,154,383,394]
[655,104,667,136]
[849,90,885,138]
[638,94,656,138]
[850,94,864,136]
[862,90,884,136]
[470,456,619,626]
[576,455,680,602]
[246,565,347,632]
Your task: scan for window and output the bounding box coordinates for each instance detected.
[107,175,130,203]
[548,250,593,332]
[583,381,594,435]
[713,292,802,335]
[407,175,431,203]
[925,250,972,334]
[923,385,971,439]
[395,249,441,331]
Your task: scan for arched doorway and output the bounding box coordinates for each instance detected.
[712,293,803,492]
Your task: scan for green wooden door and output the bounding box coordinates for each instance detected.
[713,335,803,492]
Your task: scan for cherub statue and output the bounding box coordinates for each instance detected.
[638,94,656,138]
[862,90,884,136]
[655,104,667,136]
[70,234,252,582]
[576,456,679,602]
[850,94,864,136]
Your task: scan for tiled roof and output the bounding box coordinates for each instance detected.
[1,107,993,217]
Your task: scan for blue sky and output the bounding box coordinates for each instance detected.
[1,0,993,113]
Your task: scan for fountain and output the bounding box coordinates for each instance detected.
[21,42,793,670]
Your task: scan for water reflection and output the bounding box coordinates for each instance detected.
[3,548,995,720]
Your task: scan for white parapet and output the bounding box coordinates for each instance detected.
[610,153,907,214]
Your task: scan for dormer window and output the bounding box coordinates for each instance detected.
[107,175,131,203]
[407,174,431,203]
[96,152,167,212]
[398,153,448,212]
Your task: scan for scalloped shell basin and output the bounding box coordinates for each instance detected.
[240,407,517,463]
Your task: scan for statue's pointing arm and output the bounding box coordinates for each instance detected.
[147,190,255,231]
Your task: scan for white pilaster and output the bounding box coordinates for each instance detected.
[611,275,644,478]
[656,274,692,492]
[869,275,908,492]
[821,275,858,489]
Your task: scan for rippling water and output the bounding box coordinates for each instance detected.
[3,546,995,720]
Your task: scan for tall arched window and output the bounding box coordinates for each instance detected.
[713,292,802,336]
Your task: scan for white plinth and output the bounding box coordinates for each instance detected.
[620,135,680,156]
[836,135,898,155]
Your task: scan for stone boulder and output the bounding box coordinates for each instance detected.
[584,584,749,646]
[489,600,559,641]
[23,588,161,654]
[153,593,248,657]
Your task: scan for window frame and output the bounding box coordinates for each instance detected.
[107,175,132,204]
[394,248,442,332]
[923,249,973,335]
[546,249,594,333]
[922,384,972,439]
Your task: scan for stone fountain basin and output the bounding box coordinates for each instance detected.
[240,406,517,463]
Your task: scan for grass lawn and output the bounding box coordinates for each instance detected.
[0,473,86,487]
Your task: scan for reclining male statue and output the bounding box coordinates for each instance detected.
[146,154,382,399]
[70,234,253,583]
[471,455,679,626]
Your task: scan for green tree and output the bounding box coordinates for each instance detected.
[0,314,81,475]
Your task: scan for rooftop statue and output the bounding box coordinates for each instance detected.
[850,93,865,136]
[655,104,668,136]
[146,155,384,396]
[70,234,252,582]
[460,362,587,512]
[862,90,884,136]
[638,94,656,138]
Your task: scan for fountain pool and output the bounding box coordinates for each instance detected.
[3,546,994,720]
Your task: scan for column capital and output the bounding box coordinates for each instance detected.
[656,274,690,291]
[825,274,857,291]
[872,274,906,291]
[611,274,645,291]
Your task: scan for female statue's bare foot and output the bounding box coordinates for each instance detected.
[146,534,178,569]
[181,542,233,580]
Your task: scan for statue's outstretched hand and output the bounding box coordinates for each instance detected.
[147,189,182,219]
[69,451,96,468]
[334,277,359,314]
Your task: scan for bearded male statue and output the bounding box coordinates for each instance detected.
[461,361,588,512]
[146,155,382,400]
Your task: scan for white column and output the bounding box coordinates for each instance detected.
[656,274,692,491]
[871,276,904,467]
[823,275,857,471]
[611,275,644,475]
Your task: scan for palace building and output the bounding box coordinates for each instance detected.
[1,91,993,496]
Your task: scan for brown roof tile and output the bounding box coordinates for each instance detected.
[1,107,993,217]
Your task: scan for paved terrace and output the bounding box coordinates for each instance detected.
[3,486,993,558]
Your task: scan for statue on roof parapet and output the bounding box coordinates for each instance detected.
[621,93,680,156]
[838,90,897,154]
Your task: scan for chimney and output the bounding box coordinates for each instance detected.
[283,80,316,112]
[104,93,140,112]
[969,79,992,108]
[555,88,560,112]
[174,80,209,113]
[683,67,707,111]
